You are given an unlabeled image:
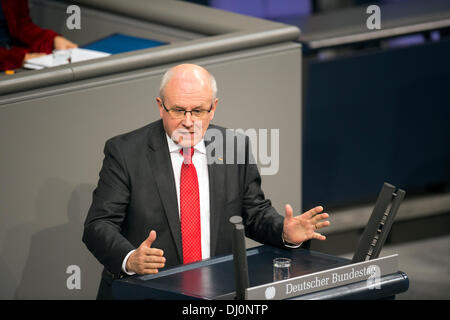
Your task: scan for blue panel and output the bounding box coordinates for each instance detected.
[303,39,450,210]
[210,0,311,19]
[82,33,167,55]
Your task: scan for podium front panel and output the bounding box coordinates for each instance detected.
[113,246,350,299]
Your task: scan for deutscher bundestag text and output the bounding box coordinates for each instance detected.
[286,266,376,294]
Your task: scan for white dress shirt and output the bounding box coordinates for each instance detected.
[166,134,211,260]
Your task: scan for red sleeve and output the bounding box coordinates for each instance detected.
[4,0,58,54]
[0,46,27,71]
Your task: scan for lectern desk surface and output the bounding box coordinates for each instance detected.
[113,245,352,300]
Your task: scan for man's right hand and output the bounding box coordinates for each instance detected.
[125,230,166,275]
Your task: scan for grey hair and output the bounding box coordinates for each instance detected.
[159,67,218,101]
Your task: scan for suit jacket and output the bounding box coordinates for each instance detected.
[83,119,296,299]
[0,0,57,70]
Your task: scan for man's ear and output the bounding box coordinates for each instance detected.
[209,98,218,120]
[156,97,164,118]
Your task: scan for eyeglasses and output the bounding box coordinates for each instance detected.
[161,100,213,120]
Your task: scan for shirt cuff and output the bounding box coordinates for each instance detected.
[282,233,303,248]
[122,249,136,275]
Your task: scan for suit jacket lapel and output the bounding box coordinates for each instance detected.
[146,120,183,263]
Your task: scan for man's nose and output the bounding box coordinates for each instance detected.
[182,112,194,127]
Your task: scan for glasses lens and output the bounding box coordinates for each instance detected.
[168,109,208,119]
[169,110,185,119]
[191,110,207,119]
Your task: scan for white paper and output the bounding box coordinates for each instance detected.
[23,48,111,69]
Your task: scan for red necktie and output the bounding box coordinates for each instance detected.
[180,147,202,264]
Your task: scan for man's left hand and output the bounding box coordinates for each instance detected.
[282,204,330,245]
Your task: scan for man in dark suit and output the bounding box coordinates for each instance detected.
[83,64,330,299]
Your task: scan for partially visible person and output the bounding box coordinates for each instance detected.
[0,0,77,71]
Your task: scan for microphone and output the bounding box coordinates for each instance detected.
[229,216,249,300]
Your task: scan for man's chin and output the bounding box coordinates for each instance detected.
[174,133,200,147]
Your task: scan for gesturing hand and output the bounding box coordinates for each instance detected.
[126,230,166,275]
[282,204,330,245]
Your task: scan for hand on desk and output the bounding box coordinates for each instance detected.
[282,204,330,245]
[126,230,166,275]
[22,36,77,66]
[54,36,78,50]
[23,52,46,62]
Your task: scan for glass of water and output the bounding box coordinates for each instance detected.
[273,257,291,281]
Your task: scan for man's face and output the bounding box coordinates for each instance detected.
[157,70,217,148]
